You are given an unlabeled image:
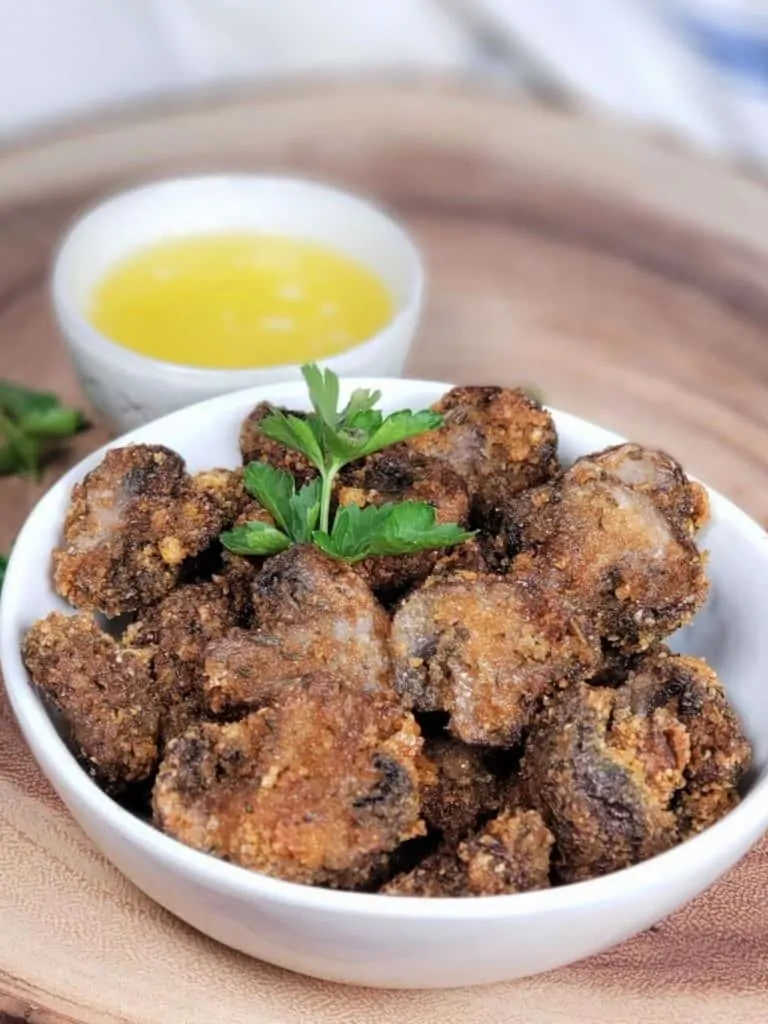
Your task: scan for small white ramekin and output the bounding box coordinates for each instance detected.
[51,175,424,433]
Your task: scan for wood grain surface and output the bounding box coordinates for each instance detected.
[1,82,768,1024]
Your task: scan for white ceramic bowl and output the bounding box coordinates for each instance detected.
[51,176,424,434]
[2,378,768,990]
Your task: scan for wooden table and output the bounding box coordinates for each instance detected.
[1,82,768,1024]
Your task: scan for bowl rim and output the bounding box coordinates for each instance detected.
[50,173,425,381]
[3,375,768,922]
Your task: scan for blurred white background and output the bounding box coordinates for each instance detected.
[1,0,767,164]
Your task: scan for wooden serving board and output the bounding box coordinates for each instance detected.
[1,82,768,1024]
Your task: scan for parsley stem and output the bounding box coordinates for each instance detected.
[320,463,341,534]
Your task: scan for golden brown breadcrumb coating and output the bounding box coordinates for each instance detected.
[125,580,239,745]
[23,613,158,785]
[421,736,502,840]
[405,386,559,514]
[390,572,600,746]
[53,445,227,617]
[509,456,709,652]
[153,674,425,887]
[382,810,553,897]
[337,448,471,600]
[521,649,750,882]
[239,402,316,483]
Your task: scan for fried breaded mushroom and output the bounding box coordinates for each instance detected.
[405,386,559,515]
[522,679,686,882]
[421,736,502,840]
[510,461,709,652]
[251,545,387,633]
[248,543,391,685]
[382,810,553,897]
[390,573,601,747]
[337,448,470,600]
[239,402,316,483]
[23,613,158,785]
[125,580,238,745]
[615,650,751,838]
[520,648,748,883]
[153,674,425,888]
[574,443,709,541]
[340,449,470,525]
[53,445,228,617]
[205,547,391,715]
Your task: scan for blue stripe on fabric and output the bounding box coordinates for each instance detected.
[672,12,768,91]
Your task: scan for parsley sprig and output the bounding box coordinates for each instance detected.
[0,381,88,478]
[221,365,474,564]
[258,365,443,533]
[0,551,7,594]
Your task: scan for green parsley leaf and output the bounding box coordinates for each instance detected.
[302,364,340,427]
[369,501,474,556]
[314,501,474,564]
[312,502,385,561]
[357,409,444,458]
[243,462,294,533]
[0,446,20,474]
[19,405,87,439]
[259,408,325,470]
[339,387,382,425]
[0,381,60,419]
[0,428,43,476]
[285,477,321,544]
[321,425,370,463]
[243,462,322,544]
[0,552,8,594]
[220,521,292,557]
[316,407,444,467]
[0,380,88,478]
[345,408,383,435]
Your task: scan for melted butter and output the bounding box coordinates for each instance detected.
[88,233,394,369]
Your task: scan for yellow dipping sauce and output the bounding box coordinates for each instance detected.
[88,233,394,369]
